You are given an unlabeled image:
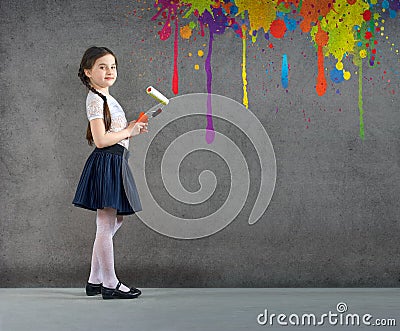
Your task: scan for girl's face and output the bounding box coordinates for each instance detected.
[84,53,117,93]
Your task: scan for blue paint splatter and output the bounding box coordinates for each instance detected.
[382,0,389,9]
[330,68,344,84]
[281,54,289,89]
[284,15,297,31]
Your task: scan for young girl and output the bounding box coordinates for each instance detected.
[72,46,147,300]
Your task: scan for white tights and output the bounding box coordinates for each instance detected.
[88,208,130,292]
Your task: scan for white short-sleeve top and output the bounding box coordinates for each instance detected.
[86,90,129,149]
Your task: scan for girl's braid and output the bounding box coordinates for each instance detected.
[78,66,112,146]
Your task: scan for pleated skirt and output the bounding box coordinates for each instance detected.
[72,144,142,215]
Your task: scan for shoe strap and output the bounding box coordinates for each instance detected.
[115,282,122,290]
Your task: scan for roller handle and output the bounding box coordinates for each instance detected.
[136,111,148,123]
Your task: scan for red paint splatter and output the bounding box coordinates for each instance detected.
[151,0,184,94]
[315,23,328,96]
[172,17,179,94]
[365,31,373,39]
[269,19,287,39]
[363,10,371,21]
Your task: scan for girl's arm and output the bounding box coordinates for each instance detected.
[90,119,146,148]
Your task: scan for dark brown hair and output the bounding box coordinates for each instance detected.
[78,46,117,145]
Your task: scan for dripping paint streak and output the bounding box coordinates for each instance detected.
[281,54,289,89]
[205,31,215,144]
[172,17,179,94]
[358,61,365,140]
[316,45,327,96]
[242,28,248,109]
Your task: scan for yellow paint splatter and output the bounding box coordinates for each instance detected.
[336,61,344,70]
[194,64,200,70]
[343,71,351,80]
[198,50,204,57]
[189,52,192,57]
[235,0,277,36]
[359,49,367,58]
[242,27,248,109]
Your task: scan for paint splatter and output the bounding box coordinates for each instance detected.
[198,6,228,143]
[172,17,179,94]
[151,0,186,94]
[330,68,344,84]
[235,0,277,35]
[183,0,214,18]
[315,22,328,96]
[180,24,192,39]
[242,21,248,109]
[146,0,400,139]
[281,54,289,89]
[358,60,365,140]
[270,19,287,39]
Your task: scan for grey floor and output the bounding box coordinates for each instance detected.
[0,288,399,331]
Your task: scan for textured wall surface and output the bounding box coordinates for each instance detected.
[1,0,399,287]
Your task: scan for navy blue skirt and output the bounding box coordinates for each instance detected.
[72,144,142,215]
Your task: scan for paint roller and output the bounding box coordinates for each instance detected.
[136,86,169,123]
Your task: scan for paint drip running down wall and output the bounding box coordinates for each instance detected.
[147,0,399,139]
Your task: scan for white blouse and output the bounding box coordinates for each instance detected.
[86,90,129,149]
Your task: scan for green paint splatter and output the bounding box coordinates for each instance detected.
[277,2,291,14]
[297,0,303,12]
[183,0,214,18]
[358,60,364,140]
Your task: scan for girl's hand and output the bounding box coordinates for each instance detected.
[126,120,148,137]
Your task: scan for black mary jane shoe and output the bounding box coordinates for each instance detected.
[101,282,141,300]
[85,282,102,296]
[130,287,142,297]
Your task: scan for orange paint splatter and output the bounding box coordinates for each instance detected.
[180,24,192,39]
[300,0,334,33]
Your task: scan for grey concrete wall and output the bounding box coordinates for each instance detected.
[1,0,399,287]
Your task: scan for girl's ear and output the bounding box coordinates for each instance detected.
[84,68,92,78]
